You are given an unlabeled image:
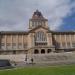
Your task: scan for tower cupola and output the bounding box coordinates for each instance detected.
[29,10,48,29]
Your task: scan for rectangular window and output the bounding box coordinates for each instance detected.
[71,35,75,43]
[56,42,60,48]
[24,43,27,48]
[12,35,16,43]
[62,42,66,48]
[32,22,34,27]
[67,42,71,48]
[2,35,5,38]
[1,43,5,50]
[7,43,11,50]
[18,43,22,49]
[72,42,75,48]
[39,21,41,25]
[12,43,16,49]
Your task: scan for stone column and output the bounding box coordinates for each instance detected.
[16,35,18,49]
[65,34,67,48]
[0,34,1,49]
[45,49,48,54]
[74,34,75,43]
[50,34,53,46]
[60,35,62,48]
[74,34,75,41]
[47,33,52,47]
[47,33,55,53]
[29,21,32,29]
[39,48,41,54]
[22,35,24,49]
[31,33,35,47]
[70,35,72,48]
[11,35,13,50]
[5,35,7,50]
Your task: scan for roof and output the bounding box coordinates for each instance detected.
[31,10,47,20]
[52,31,75,34]
[0,31,28,35]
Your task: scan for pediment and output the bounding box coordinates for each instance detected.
[28,26,51,33]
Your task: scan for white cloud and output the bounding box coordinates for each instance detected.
[0,0,75,31]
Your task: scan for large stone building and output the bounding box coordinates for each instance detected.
[0,10,75,55]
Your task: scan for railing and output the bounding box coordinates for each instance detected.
[35,42,47,46]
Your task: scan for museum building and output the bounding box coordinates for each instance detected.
[0,10,75,55]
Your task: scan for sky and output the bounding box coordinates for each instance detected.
[0,0,75,31]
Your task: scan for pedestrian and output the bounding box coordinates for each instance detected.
[31,58,33,64]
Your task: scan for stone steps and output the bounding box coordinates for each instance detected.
[32,52,75,63]
[0,52,75,66]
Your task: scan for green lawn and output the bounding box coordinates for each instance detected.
[0,65,75,75]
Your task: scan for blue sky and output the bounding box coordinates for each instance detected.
[0,0,75,31]
[60,10,75,31]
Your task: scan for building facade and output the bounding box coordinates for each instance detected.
[0,10,75,55]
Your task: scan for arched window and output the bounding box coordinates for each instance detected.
[34,49,39,54]
[35,31,47,42]
[41,49,45,54]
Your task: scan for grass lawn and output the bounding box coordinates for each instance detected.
[0,65,75,75]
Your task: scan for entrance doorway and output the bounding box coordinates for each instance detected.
[41,49,45,54]
[34,49,39,54]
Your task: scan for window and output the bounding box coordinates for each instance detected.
[71,35,75,40]
[7,43,11,50]
[1,43,5,50]
[72,42,75,48]
[56,35,60,38]
[62,42,66,48]
[41,49,45,54]
[12,35,16,43]
[12,43,16,49]
[67,42,71,48]
[24,43,27,48]
[34,49,39,54]
[35,31,47,46]
[18,43,22,49]
[32,22,35,27]
[56,42,60,48]
[42,21,45,26]
[39,22,42,25]
[1,35,5,38]
[35,31,47,42]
